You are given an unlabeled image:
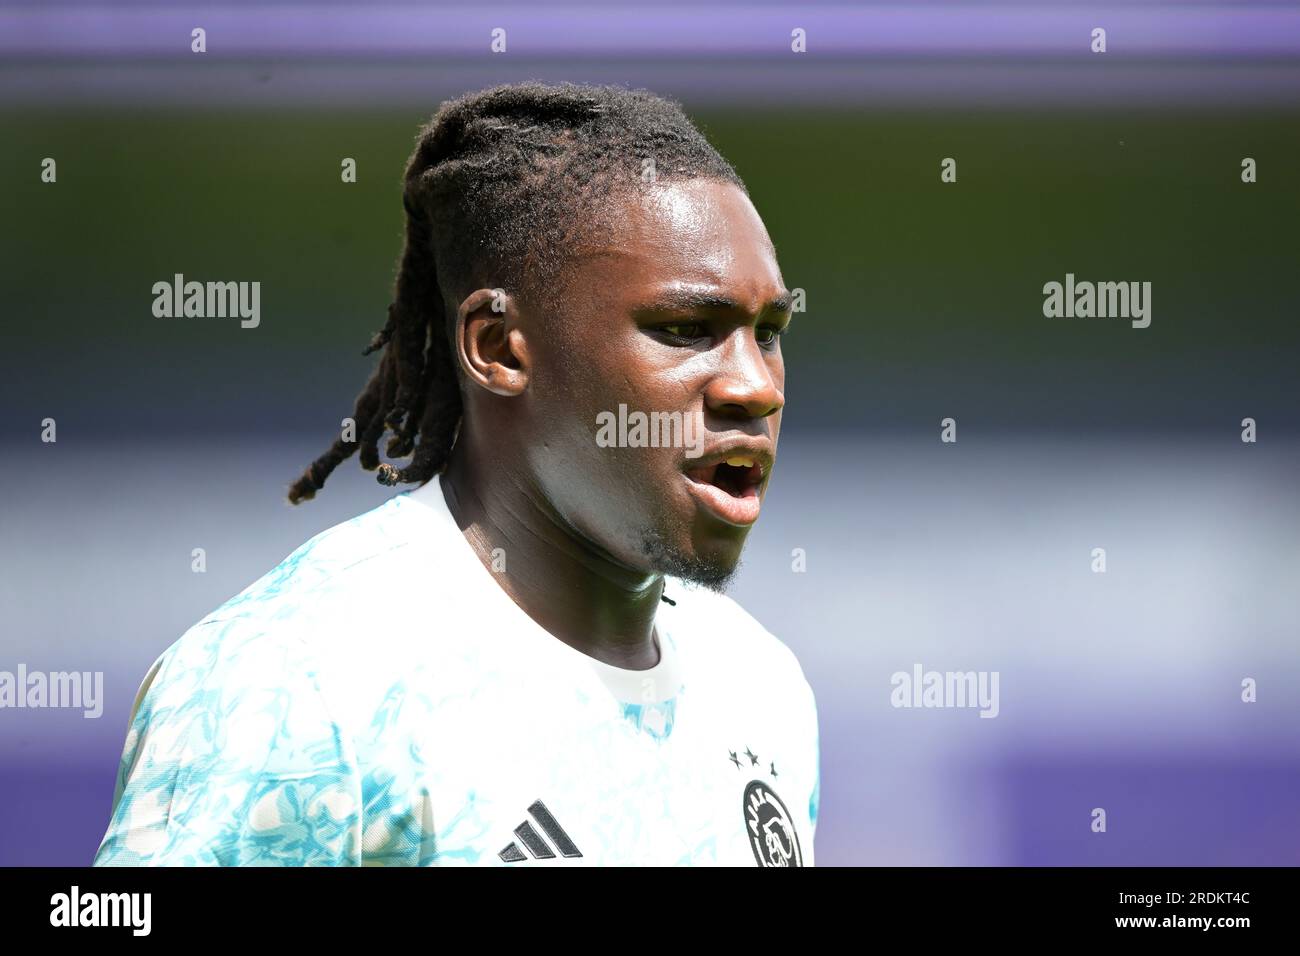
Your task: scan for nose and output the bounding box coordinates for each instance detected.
[703,327,784,420]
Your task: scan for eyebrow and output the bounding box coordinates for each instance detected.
[633,288,792,317]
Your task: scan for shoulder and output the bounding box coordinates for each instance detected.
[661,579,819,828]
[97,608,361,865]
[204,492,430,629]
[661,578,815,708]
[125,492,440,762]
[120,608,346,794]
[95,493,465,865]
[169,492,449,676]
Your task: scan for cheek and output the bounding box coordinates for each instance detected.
[539,332,695,429]
[526,325,709,477]
[519,344,636,499]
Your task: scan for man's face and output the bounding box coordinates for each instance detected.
[521,178,789,590]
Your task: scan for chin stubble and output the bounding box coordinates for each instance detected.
[637,527,740,594]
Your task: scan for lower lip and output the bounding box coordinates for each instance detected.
[682,475,762,526]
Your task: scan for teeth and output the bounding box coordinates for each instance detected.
[724,456,755,468]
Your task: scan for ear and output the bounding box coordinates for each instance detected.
[454,287,531,397]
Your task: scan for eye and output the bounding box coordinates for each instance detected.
[756,325,787,348]
[655,322,708,343]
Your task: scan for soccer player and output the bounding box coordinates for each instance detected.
[93,82,818,866]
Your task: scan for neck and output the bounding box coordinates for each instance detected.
[439,437,665,670]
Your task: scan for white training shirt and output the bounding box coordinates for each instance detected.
[92,475,820,866]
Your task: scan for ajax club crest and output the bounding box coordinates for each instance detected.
[743,780,803,867]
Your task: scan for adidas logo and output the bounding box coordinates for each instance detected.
[498,799,583,862]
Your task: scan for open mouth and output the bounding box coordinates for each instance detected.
[685,456,764,498]
[682,455,767,526]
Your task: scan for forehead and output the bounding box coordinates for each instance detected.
[563,178,783,312]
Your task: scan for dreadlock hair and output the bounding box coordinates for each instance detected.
[286,81,747,505]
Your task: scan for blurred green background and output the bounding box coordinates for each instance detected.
[4,107,1297,439]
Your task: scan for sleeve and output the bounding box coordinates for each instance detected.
[92,623,362,867]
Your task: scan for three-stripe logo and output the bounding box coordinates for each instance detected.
[498,799,583,862]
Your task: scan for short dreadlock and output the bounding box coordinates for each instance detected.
[286,81,746,504]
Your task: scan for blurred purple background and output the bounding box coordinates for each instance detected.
[4,1,1300,108]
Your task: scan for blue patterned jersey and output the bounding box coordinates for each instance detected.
[93,477,819,866]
